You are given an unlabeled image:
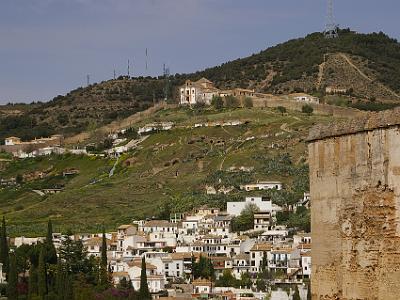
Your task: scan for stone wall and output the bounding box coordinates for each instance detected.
[252,97,364,118]
[307,108,400,299]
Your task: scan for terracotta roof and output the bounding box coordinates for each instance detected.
[144,220,177,227]
[112,272,129,278]
[250,243,273,251]
[127,259,157,270]
[118,224,134,230]
[171,252,192,260]
[233,253,250,260]
[84,237,111,247]
[192,278,212,286]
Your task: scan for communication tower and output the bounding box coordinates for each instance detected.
[324,0,339,39]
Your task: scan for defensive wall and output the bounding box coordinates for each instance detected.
[307,108,400,299]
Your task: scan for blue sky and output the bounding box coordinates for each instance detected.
[0,0,399,104]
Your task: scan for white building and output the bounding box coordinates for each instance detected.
[227,197,273,216]
[290,93,319,104]
[240,181,283,192]
[179,78,219,106]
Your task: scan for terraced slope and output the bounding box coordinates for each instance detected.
[0,107,337,235]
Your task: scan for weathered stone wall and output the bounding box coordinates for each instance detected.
[252,97,364,118]
[308,108,400,300]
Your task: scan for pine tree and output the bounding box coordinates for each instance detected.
[0,217,10,276]
[28,264,38,299]
[38,246,47,299]
[7,253,18,300]
[293,284,301,300]
[139,256,151,300]
[45,220,58,265]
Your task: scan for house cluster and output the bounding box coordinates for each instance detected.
[12,194,311,299]
[179,78,256,106]
[179,78,320,107]
[206,180,283,195]
[1,135,65,158]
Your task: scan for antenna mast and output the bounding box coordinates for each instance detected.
[163,64,171,101]
[324,0,338,39]
[127,59,130,77]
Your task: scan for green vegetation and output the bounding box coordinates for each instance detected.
[301,104,314,115]
[0,107,334,235]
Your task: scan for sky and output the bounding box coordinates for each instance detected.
[0,0,399,104]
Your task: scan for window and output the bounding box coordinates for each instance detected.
[176,263,180,269]
[177,271,180,277]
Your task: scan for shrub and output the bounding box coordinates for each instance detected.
[211,95,223,110]
[225,95,240,108]
[243,97,253,108]
[277,106,287,114]
[302,104,314,114]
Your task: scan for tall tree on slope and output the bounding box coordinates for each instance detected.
[139,256,151,300]
[45,220,57,265]
[0,217,9,277]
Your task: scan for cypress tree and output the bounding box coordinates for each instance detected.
[139,256,151,300]
[98,229,109,290]
[38,246,47,299]
[0,217,10,276]
[7,253,18,300]
[28,264,38,299]
[293,284,301,300]
[101,228,107,268]
[56,259,66,300]
[307,282,312,300]
[45,220,58,265]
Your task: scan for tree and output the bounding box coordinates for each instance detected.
[244,97,253,108]
[293,284,301,300]
[98,228,110,290]
[45,220,57,265]
[38,246,47,298]
[216,269,237,287]
[28,264,38,299]
[7,253,18,300]
[302,104,314,114]
[277,106,287,115]
[211,95,223,110]
[225,95,240,108]
[240,272,252,289]
[231,203,259,232]
[307,282,311,300]
[0,217,9,277]
[139,257,151,300]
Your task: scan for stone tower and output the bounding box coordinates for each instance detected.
[307,109,400,300]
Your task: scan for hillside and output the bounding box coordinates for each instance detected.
[0,106,337,235]
[1,29,400,142]
[191,29,400,99]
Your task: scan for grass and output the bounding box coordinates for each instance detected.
[0,107,336,236]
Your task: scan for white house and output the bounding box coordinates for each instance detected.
[179,78,219,106]
[227,197,273,216]
[127,259,166,293]
[290,93,319,104]
[5,137,21,146]
[240,181,283,191]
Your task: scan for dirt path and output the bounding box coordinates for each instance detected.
[316,54,327,89]
[339,53,400,99]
